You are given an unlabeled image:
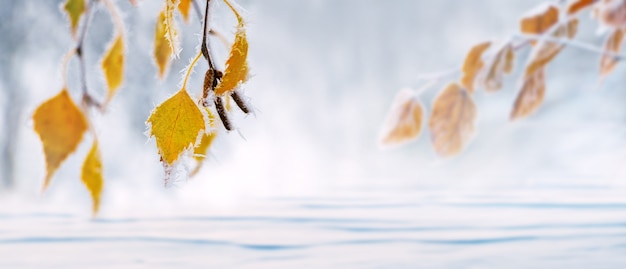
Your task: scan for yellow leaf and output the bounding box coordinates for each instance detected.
[215,0,249,95]
[101,35,125,101]
[600,28,625,78]
[511,69,546,120]
[81,140,104,215]
[190,109,217,177]
[378,89,423,148]
[480,43,515,92]
[520,4,559,37]
[33,89,88,190]
[525,19,579,76]
[568,0,598,14]
[154,10,171,80]
[164,0,181,57]
[429,83,477,157]
[147,89,205,165]
[63,0,86,39]
[461,41,491,94]
[178,0,192,23]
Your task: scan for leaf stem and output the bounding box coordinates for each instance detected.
[183,52,204,90]
[101,0,124,35]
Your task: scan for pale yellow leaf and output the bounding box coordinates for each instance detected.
[101,35,125,101]
[378,89,424,148]
[33,89,88,190]
[154,10,171,80]
[63,0,86,39]
[164,0,181,57]
[481,43,515,92]
[429,83,477,157]
[461,41,491,94]
[190,109,217,177]
[600,28,625,78]
[147,89,206,165]
[511,69,546,120]
[81,140,104,215]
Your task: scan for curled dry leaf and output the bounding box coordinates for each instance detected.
[164,0,181,57]
[215,0,249,95]
[147,89,206,165]
[480,43,515,92]
[511,69,546,120]
[429,83,477,157]
[568,0,599,14]
[154,10,171,79]
[33,89,88,190]
[600,28,625,78]
[520,3,559,39]
[101,35,125,101]
[378,89,424,148]
[461,41,491,94]
[595,0,626,28]
[63,0,86,39]
[525,19,579,76]
[81,140,104,215]
[178,0,193,23]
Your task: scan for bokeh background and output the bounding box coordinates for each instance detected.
[1,0,626,268]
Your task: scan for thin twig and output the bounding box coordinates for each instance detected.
[201,0,216,69]
[516,33,626,60]
[75,0,102,109]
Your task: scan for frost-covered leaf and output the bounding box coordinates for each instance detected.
[215,0,249,95]
[81,140,103,215]
[480,43,515,92]
[164,0,181,57]
[595,0,626,28]
[378,89,424,148]
[461,41,491,94]
[147,89,205,165]
[63,0,86,39]
[178,0,193,23]
[520,3,559,36]
[429,83,477,157]
[33,89,88,190]
[154,10,171,79]
[511,69,546,120]
[525,19,579,76]
[600,28,625,78]
[101,35,125,101]
[190,109,217,177]
[568,0,598,14]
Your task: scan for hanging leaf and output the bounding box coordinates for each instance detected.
[525,19,579,76]
[101,35,125,102]
[595,0,626,28]
[147,89,206,165]
[429,83,477,157]
[511,69,546,120]
[154,10,171,80]
[215,0,249,95]
[480,43,515,92]
[568,0,598,14]
[81,140,104,215]
[164,0,181,57]
[62,0,86,39]
[600,28,625,78]
[520,3,560,37]
[178,0,193,23]
[190,109,217,177]
[378,89,424,148]
[461,41,491,94]
[33,89,88,190]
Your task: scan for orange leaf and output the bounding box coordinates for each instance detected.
[178,0,193,23]
[480,43,515,92]
[568,0,598,14]
[33,89,88,190]
[595,0,626,28]
[147,89,206,165]
[378,89,424,148]
[461,42,491,94]
[81,140,104,215]
[154,10,171,79]
[520,3,559,36]
[429,83,477,157]
[101,35,125,101]
[525,19,579,76]
[600,28,625,78]
[215,0,249,95]
[511,69,546,120]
